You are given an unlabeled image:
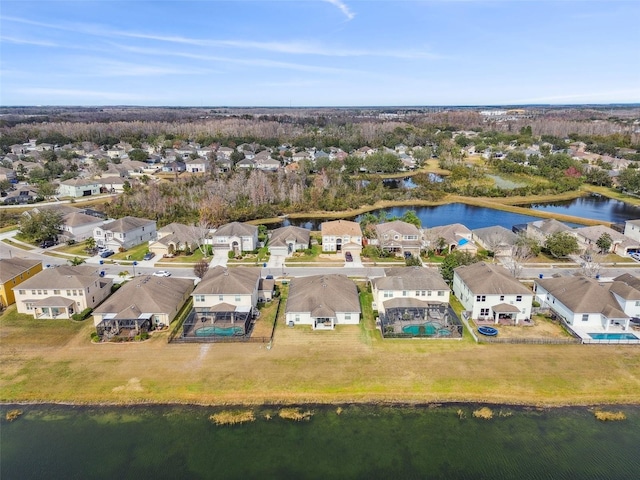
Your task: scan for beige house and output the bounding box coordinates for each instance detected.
[373,220,423,257]
[472,226,518,257]
[209,222,258,253]
[425,223,477,255]
[93,276,194,338]
[285,274,361,330]
[268,226,310,257]
[148,222,199,257]
[13,265,112,319]
[321,220,363,254]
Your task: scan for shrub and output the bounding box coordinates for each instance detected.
[278,408,313,421]
[90,331,99,342]
[594,410,626,421]
[72,307,93,321]
[532,300,541,308]
[228,251,235,259]
[473,407,493,420]
[210,410,256,426]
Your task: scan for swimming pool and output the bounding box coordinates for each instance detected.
[402,323,450,336]
[588,332,639,340]
[195,326,244,337]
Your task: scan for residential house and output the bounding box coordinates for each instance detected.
[258,278,276,303]
[425,223,477,255]
[2,187,39,205]
[185,158,209,173]
[285,274,361,330]
[0,166,17,183]
[0,258,42,308]
[608,273,640,319]
[574,225,639,255]
[217,146,234,159]
[291,150,312,163]
[472,226,518,257]
[236,158,256,170]
[526,218,572,243]
[13,265,112,319]
[371,266,449,316]
[320,220,363,254]
[191,267,261,335]
[453,262,533,324]
[58,178,102,198]
[94,216,157,250]
[267,226,311,257]
[161,161,186,173]
[534,275,631,334]
[60,210,105,242]
[373,220,423,257]
[209,222,258,253]
[93,275,193,338]
[148,222,198,257]
[623,219,640,243]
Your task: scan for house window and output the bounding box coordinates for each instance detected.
[516,295,522,302]
[26,302,34,311]
[73,290,78,296]
[37,290,42,295]
[480,308,489,316]
[402,291,408,297]
[219,295,224,301]
[295,314,300,322]
[437,291,444,297]
[635,301,640,307]
[235,296,241,302]
[67,290,71,296]
[427,291,432,296]
[582,314,589,322]
[500,295,505,301]
[383,291,393,298]
[476,295,486,302]
[195,295,205,302]
[54,290,60,295]
[345,313,351,320]
[18,290,25,295]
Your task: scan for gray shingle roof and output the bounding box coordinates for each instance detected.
[285,274,360,315]
[0,258,41,283]
[375,220,421,237]
[212,222,257,237]
[269,226,310,248]
[472,226,517,247]
[454,262,531,295]
[94,276,194,317]
[15,265,103,290]
[373,267,448,291]
[609,273,640,301]
[102,216,155,233]
[536,275,628,318]
[193,266,260,295]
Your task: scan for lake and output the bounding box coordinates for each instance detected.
[2,404,639,479]
[278,196,635,231]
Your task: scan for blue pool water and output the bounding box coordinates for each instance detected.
[402,323,441,335]
[195,326,244,337]
[588,332,639,340]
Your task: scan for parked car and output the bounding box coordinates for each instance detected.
[143,252,155,261]
[153,270,171,277]
[265,274,274,279]
[39,239,56,249]
[100,250,115,258]
[345,252,353,262]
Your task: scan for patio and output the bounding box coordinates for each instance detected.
[379,300,463,338]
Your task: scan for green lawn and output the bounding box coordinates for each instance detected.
[1,239,32,251]
[158,248,209,264]
[53,242,93,257]
[111,242,151,261]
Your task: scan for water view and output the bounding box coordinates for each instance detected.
[526,195,640,224]
[2,404,639,479]
[279,196,629,231]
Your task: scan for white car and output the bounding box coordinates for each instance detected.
[153,270,171,277]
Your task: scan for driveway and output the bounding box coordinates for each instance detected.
[267,254,286,268]
[209,248,229,267]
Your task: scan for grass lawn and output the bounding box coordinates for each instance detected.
[2,238,33,250]
[52,242,93,257]
[111,242,151,261]
[159,249,209,264]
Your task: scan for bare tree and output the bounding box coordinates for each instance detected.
[189,221,211,257]
[194,259,209,279]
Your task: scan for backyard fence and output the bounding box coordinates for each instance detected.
[477,336,581,345]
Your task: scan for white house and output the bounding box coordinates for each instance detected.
[94,216,157,250]
[285,274,361,330]
[534,275,631,335]
[320,220,362,254]
[13,265,112,319]
[185,158,209,173]
[453,262,533,324]
[58,178,102,198]
[371,267,449,314]
[209,222,258,253]
[60,211,104,242]
[609,273,640,318]
[623,219,640,243]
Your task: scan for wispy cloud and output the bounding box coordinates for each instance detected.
[0,36,58,47]
[324,0,355,21]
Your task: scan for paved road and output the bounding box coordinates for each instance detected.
[4,229,640,281]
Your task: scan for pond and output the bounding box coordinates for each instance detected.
[275,196,631,231]
[525,195,640,224]
[3,404,639,479]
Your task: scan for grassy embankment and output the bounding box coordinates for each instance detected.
[2,295,639,407]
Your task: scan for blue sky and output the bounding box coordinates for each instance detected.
[1,1,639,106]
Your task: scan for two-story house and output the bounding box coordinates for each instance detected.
[209,222,258,254]
[373,220,423,257]
[191,267,261,335]
[453,262,533,324]
[321,220,362,254]
[94,216,157,251]
[0,258,42,308]
[58,178,102,198]
[13,265,112,319]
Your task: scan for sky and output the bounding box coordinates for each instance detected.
[1,0,639,107]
